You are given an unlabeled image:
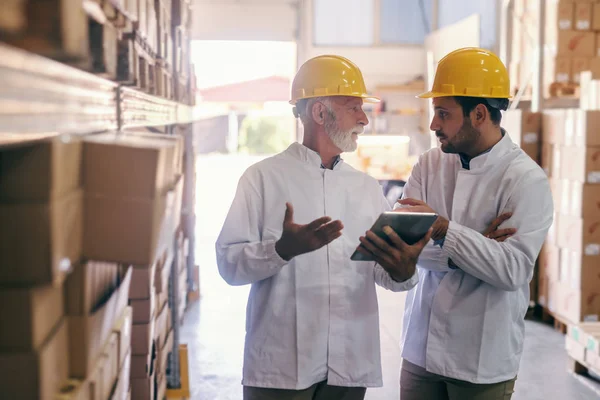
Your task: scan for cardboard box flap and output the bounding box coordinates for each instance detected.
[65,261,120,316]
[68,266,132,379]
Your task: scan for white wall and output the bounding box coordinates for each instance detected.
[191,1,298,41]
[296,0,425,89]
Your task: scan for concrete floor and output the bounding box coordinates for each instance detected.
[182,154,600,400]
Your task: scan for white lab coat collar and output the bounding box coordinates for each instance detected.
[461,129,514,172]
[287,142,344,170]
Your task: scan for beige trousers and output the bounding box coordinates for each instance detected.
[243,380,367,400]
[400,360,516,400]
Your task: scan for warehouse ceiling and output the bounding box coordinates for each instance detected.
[191,0,299,41]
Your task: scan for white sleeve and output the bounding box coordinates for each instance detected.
[373,182,419,291]
[398,156,454,273]
[443,175,554,291]
[215,172,288,286]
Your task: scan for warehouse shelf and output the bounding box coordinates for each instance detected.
[0,42,197,142]
[0,43,118,136]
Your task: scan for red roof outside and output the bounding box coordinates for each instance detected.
[198,76,291,103]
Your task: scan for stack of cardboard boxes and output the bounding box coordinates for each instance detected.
[565,322,600,374]
[81,131,184,400]
[0,130,186,399]
[503,110,543,304]
[538,109,600,324]
[545,0,600,96]
[0,139,81,399]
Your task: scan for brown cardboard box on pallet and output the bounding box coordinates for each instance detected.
[594,3,600,30]
[557,214,600,254]
[67,266,132,379]
[0,284,63,351]
[0,318,69,400]
[558,1,575,30]
[563,181,600,217]
[0,189,83,286]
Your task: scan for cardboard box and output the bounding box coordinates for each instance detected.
[0,138,82,202]
[83,176,181,265]
[83,190,169,265]
[572,57,591,83]
[558,30,595,57]
[132,320,155,356]
[0,189,82,286]
[542,110,566,145]
[0,318,69,400]
[559,1,575,30]
[154,300,170,347]
[83,132,177,199]
[130,264,156,300]
[130,293,156,324]
[131,372,155,400]
[65,261,120,316]
[575,2,593,30]
[571,110,600,147]
[157,328,173,378]
[540,243,561,283]
[560,146,600,183]
[594,2,600,30]
[557,214,600,254]
[111,349,132,400]
[113,306,133,368]
[567,181,600,217]
[560,284,600,322]
[566,334,587,362]
[131,352,153,379]
[504,110,541,145]
[67,266,132,379]
[0,284,63,352]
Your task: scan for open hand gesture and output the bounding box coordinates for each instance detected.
[275,203,344,261]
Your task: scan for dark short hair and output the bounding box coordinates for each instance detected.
[452,96,508,125]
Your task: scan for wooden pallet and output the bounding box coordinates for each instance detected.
[549,82,580,98]
[528,305,569,334]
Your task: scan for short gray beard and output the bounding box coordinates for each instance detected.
[323,108,363,153]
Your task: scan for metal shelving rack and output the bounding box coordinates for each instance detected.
[0,40,196,390]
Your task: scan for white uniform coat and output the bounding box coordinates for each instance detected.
[216,142,417,390]
[400,132,554,384]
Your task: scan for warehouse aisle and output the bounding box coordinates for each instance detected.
[180,154,600,400]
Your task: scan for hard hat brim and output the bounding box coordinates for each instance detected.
[289,93,381,105]
[416,91,513,100]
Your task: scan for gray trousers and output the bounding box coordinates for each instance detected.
[400,359,516,400]
[243,380,367,400]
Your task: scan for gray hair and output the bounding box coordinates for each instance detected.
[297,96,334,125]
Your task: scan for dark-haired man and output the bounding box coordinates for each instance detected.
[388,48,553,399]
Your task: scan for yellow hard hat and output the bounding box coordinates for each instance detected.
[290,55,380,105]
[418,47,511,99]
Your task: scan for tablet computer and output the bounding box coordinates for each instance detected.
[350,211,438,261]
